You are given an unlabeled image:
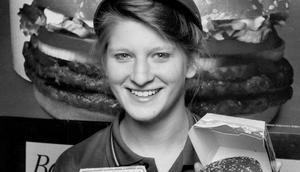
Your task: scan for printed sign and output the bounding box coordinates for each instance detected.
[26,141,72,172]
[80,166,147,172]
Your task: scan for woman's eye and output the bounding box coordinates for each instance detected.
[153,53,170,61]
[114,53,131,61]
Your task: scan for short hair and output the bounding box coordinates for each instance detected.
[93,0,206,69]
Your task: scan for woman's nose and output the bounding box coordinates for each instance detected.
[130,59,154,86]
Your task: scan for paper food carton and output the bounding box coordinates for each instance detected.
[189,113,276,172]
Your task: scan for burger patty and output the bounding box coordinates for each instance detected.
[26,54,292,116]
[187,57,293,98]
[196,57,293,81]
[24,41,293,98]
[23,42,112,95]
[187,86,293,115]
[27,57,292,116]
[25,65,121,114]
[187,72,292,98]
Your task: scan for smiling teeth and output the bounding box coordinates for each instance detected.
[131,90,159,97]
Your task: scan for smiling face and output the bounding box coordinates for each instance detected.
[105,20,196,122]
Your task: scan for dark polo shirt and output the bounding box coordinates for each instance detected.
[53,113,199,172]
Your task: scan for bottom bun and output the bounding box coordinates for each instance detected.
[33,86,117,122]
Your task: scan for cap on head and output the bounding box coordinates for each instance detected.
[168,0,202,30]
[158,0,202,30]
[93,0,202,34]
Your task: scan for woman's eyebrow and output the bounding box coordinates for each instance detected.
[147,46,175,53]
[107,47,130,53]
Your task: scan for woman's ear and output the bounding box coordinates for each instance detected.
[185,53,198,79]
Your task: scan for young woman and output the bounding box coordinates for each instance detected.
[53,0,280,172]
[53,0,203,171]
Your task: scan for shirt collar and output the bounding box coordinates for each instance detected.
[110,111,199,171]
[111,114,145,166]
[170,112,200,171]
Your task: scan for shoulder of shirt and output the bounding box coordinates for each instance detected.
[54,124,112,171]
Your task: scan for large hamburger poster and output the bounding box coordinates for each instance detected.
[16,0,295,123]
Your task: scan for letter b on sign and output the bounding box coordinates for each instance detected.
[26,142,72,172]
[34,154,55,172]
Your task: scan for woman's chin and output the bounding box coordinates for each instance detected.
[127,108,158,122]
[124,105,163,122]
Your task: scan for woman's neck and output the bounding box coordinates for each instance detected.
[119,107,190,156]
[120,106,191,172]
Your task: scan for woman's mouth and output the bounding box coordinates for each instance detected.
[129,89,161,97]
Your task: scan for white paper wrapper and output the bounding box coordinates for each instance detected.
[9,0,33,81]
[189,113,277,172]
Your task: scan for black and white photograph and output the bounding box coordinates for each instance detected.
[1,0,300,171]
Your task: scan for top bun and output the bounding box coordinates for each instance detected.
[194,0,289,20]
[34,0,102,20]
